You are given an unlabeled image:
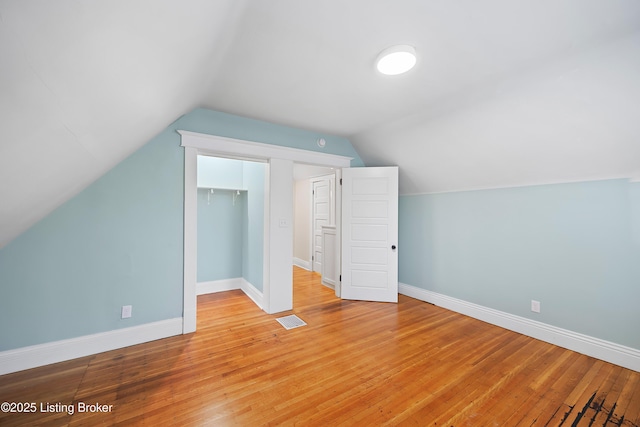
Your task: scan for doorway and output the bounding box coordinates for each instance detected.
[292,164,336,275]
[180,130,351,333]
[292,164,337,304]
[311,175,335,274]
[195,155,266,307]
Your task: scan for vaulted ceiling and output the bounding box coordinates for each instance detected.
[1,0,639,247]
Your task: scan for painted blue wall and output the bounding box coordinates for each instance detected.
[197,156,244,189]
[399,179,640,349]
[181,109,365,166]
[0,108,363,352]
[197,189,244,282]
[242,162,266,291]
[196,156,265,289]
[0,128,184,351]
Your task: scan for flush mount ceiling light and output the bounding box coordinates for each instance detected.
[376,45,417,75]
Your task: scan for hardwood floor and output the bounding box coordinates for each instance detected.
[1,267,639,426]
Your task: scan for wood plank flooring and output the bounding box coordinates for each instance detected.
[1,267,639,426]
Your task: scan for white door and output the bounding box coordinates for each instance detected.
[341,166,398,303]
[312,176,333,272]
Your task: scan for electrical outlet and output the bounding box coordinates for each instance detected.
[531,300,541,313]
[121,305,132,319]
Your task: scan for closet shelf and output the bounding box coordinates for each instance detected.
[197,186,247,191]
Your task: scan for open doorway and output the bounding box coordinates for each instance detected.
[182,131,398,333]
[292,163,337,293]
[180,130,352,333]
[195,155,266,308]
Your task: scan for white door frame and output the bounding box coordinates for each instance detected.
[179,130,351,333]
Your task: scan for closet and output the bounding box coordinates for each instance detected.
[197,155,265,294]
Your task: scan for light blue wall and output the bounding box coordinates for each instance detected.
[0,128,184,351]
[242,162,266,291]
[197,156,244,189]
[197,189,244,282]
[399,179,640,349]
[196,156,264,289]
[182,109,365,166]
[0,108,363,352]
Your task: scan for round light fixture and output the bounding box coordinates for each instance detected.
[376,45,417,75]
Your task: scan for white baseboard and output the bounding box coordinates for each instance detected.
[293,257,311,271]
[399,283,640,372]
[197,278,244,295]
[0,278,263,376]
[321,276,335,290]
[197,277,263,311]
[241,279,264,310]
[0,318,183,376]
[321,281,335,290]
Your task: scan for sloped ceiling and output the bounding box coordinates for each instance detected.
[1,0,639,247]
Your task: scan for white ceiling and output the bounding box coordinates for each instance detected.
[1,0,639,247]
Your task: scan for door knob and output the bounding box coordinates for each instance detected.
[391,245,397,250]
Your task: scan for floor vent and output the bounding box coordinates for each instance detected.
[276,314,307,330]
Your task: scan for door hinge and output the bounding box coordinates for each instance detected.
[339,275,341,281]
[312,256,314,261]
[340,178,342,185]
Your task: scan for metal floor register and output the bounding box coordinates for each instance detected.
[275,314,307,330]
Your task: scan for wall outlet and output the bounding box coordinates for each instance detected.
[531,300,541,313]
[121,305,132,319]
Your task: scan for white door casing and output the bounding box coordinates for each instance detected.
[179,130,352,328]
[341,166,399,303]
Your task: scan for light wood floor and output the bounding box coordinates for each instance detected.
[1,267,639,426]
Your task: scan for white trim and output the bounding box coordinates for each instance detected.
[241,279,264,310]
[180,131,353,326]
[334,168,342,298]
[178,131,352,167]
[183,146,197,334]
[399,283,640,372]
[197,278,244,295]
[197,277,263,310]
[308,179,315,272]
[321,282,335,291]
[293,257,311,271]
[0,318,182,376]
[262,162,271,314]
[266,158,294,313]
[321,225,337,289]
